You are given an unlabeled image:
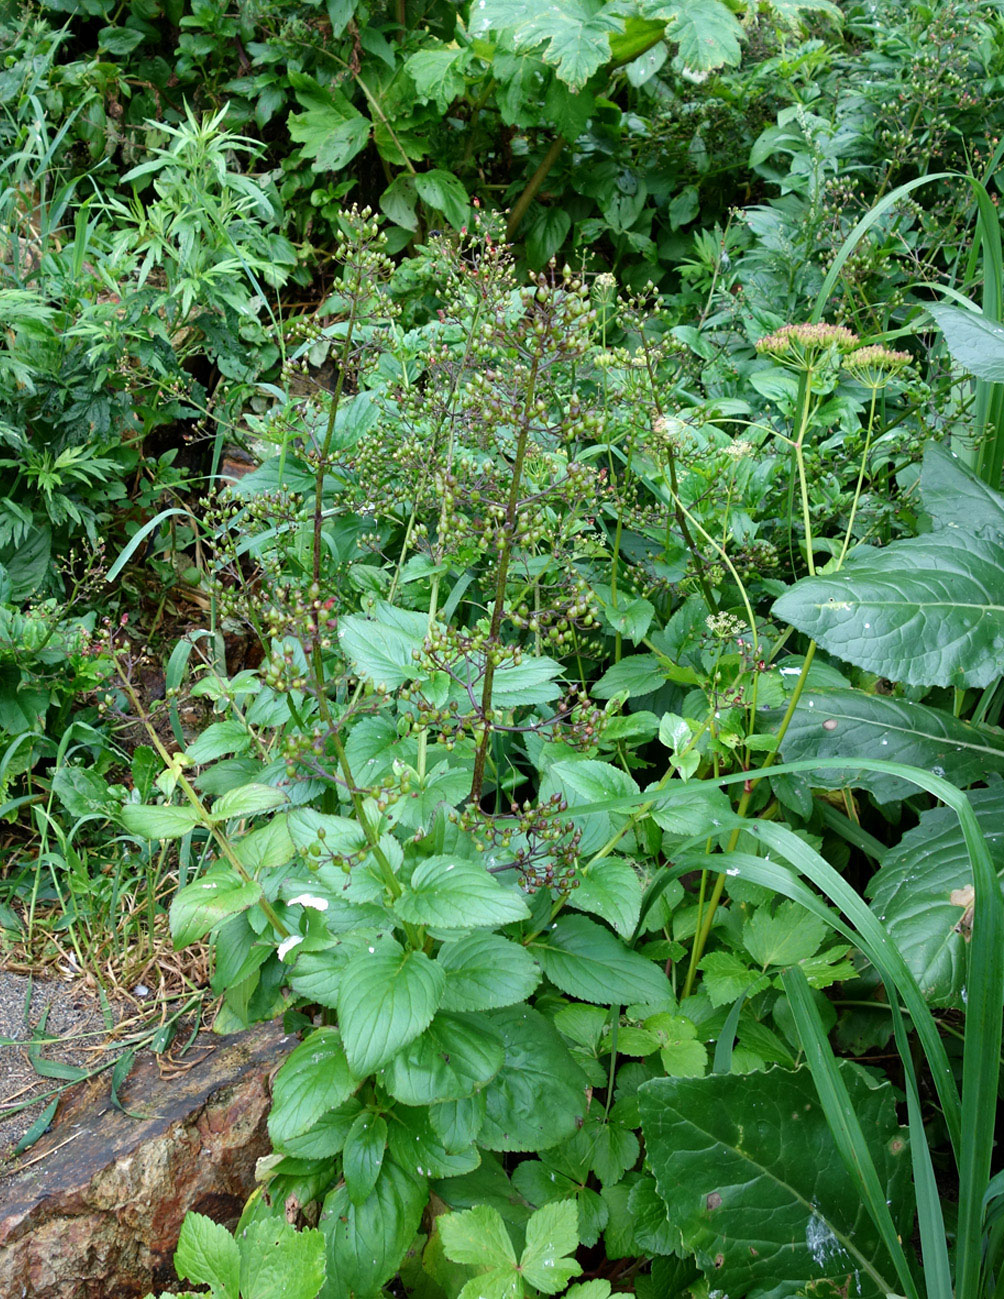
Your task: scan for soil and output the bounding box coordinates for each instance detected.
[0,972,208,1178]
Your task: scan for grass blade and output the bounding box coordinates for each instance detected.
[888,1001,954,1299]
[781,966,919,1299]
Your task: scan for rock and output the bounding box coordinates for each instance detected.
[0,1019,296,1299]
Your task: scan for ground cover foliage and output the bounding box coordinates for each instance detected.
[3,0,1004,1295]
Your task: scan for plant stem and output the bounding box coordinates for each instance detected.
[507,137,565,241]
[313,289,361,590]
[115,668,289,938]
[682,369,825,995]
[640,345,717,613]
[416,573,440,783]
[330,731,402,900]
[469,353,541,802]
[836,387,878,566]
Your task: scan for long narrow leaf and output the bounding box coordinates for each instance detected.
[740,818,962,1156]
[105,507,191,582]
[810,174,953,324]
[956,785,1004,1297]
[887,1000,954,1299]
[781,966,919,1299]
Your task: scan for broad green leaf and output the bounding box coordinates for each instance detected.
[773,530,1004,687]
[430,1152,530,1224]
[130,745,159,800]
[669,185,699,230]
[698,951,767,1008]
[239,1219,326,1299]
[382,1011,505,1104]
[428,1093,488,1153]
[327,0,355,34]
[568,857,642,937]
[287,809,369,856]
[602,596,655,644]
[475,0,622,90]
[928,303,1004,381]
[271,1098,362,1159]
[211,783,288,819]
[439,1204,518,1269]
[743,900,828,968]
[405,46,471,112]
[269,1028,358,1146]
[761,0,841,25]
[121,803,200,840]
[393,857,530,929]
[526,206,572,269]
[288,76,371,172]
[566,1284,613,1299]
[479,1006,587,1151]
[170,866,262,947]
[639,1066,911,1299]
[781,688,1004,803]
[98,24,146,54]
[868,785,1004,1007]
[392,761,473,832]
[586,1120,640,1186]
[186,721,251,764]
[643,0,743,70]
[337,611,424,688]
[542,79,594,137]
[343,1112,387,1205]
[458,1274,521,1299]
[211,913,269,994]
[338,939,445,1076]
[173,1212,240,1299]
[648,782,735,837]
[921,440,1004,536]
[414,169,470,230]
[380,174,419,231]
[449,652,564,708]
[437,932,542,1011]
[592,653,666,699]
[628,1175,684,1255]
[553,1002,610,1050]
[287,935,378,1008]
[644,1012,708,1077]
[320,1160,426,1299]
[626,40,668,86]
[530,914,669,1005]
[540,759,639,854]
[520,1200,583,1292]
[51,767,116,819]
[387,1103,481,1178]
[233,815,295,872]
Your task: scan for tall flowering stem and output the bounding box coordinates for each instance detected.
[469,352,541,804]
[682,323,907,996]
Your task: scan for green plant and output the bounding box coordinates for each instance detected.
[9,5,1004,1294]
[143,1210,325,1299]
[100,211,1003,1299]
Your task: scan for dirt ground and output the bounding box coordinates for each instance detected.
[0,971,206,1178]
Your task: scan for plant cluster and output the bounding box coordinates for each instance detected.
[105,199,1004,1299]
[3,4,1004,1299]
